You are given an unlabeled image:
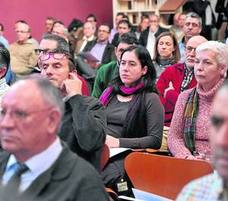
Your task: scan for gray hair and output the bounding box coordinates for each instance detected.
[21,74,65,117]
[42,33,70,52]
[196,41,228,70]
[185,12,202,28]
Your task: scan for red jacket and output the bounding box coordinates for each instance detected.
[77,74,90,96]
[156,63,197,126]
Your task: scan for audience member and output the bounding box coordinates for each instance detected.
[139,14,168,59]
[37,34,106,170]
[109,12,126,43]
[100,45,164,195]
[92,32,138,98]
[156,35,207,126]
[51,20,68,42]
[0,75,109,201]
[44,16,56,34]
[75,22,96,54]
[170,12,185,43]
[82,24,115,65]
[179,12,202,61]
[177,80,228,201]
[168,41,228,159]
[153,31,180,78]
[111,19,133,47]
[135,14,150,39]
[86,13,97,30]
[0,23,9,48]
[9,20,38,77]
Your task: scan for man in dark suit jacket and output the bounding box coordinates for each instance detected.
[81,24,115,65]
[139,14,168,46]
[139,14,168,58]
[37,34,106,170]
[0,76,109,201]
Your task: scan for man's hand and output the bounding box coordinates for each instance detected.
[61,71,82,97]
[164,81,174,98]
[105,135,120,148]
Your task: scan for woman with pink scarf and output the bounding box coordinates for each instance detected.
[100,45,164,194]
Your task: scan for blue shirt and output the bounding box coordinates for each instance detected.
[2,138,62,192]
[176,172,223,201]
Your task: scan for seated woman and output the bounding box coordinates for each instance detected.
[153,32,180,78]
[168,41,228,160]
[100,45,164,193]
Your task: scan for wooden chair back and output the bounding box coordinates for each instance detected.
[124,152,213,200]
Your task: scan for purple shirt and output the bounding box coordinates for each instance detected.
[90,41,107,63]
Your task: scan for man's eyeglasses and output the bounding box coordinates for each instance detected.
[0,107,53,121]
[35,49,70,61]
[186,46,196,53]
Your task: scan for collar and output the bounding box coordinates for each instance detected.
[96,40,108,45]
[6,138,62,177]
[83,35,95,41]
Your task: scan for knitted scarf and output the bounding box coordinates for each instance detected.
[183,88,199,154]
[99,82,145,106]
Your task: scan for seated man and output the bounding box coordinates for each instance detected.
[37,34,106,171]
[177,81,228,201]
[0,75,109,201]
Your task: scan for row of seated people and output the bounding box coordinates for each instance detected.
[0,29,227,200]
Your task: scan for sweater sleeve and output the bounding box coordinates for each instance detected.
[68,95,106,152]
[167,90,193,158]
[119,93,164,149]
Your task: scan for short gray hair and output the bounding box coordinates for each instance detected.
[185,12,202,28]
[42,33,70,52]
[196,41,228,70]
[22,74,65,117]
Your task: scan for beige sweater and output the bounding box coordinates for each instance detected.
[9,39,38,75]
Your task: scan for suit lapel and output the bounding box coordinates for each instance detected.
[22,143,76,199]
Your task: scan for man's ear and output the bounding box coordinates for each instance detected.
[46,109,62,134]
[220,64,227,78]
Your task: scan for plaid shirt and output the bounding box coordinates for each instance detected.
[176,172,223,201]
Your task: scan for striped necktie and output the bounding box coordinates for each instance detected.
[5,162,29,193]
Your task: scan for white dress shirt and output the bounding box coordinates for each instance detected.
[2,137,63,192]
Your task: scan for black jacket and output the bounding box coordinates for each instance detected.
[59,95,106,171]
[139,26,168,47]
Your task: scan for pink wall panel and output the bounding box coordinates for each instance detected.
[0,0,113,43]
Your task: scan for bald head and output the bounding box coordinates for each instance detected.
[185,35,208,68]
[186,35,207,47]
[0,76,64,161]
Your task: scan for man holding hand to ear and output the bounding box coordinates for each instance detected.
[37,34,106,171]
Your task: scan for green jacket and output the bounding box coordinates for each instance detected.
[92,61,118,98]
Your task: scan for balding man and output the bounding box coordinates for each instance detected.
[156,35,207,126]
[0,75,109,201]
[9,20,38,77]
